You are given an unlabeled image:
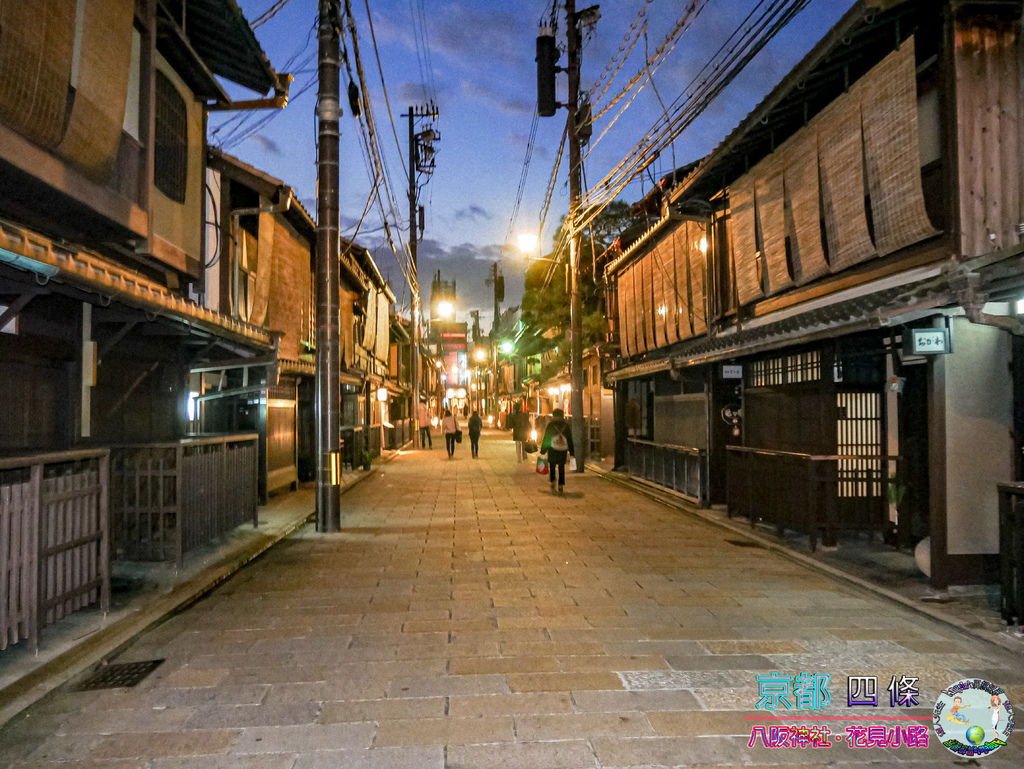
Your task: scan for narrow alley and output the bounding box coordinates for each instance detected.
[1,432,1020,768]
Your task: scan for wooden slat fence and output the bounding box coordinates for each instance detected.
[626,438,708,506]
[726,446,895,550]
[1,449,110,653]
[110,434,258,568]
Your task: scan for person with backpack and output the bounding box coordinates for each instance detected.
[540,408,575,494]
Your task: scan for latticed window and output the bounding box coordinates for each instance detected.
[154,71,187,202]
[747,350,821,387]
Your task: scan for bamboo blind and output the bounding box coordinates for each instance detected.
[0,2,76,148]
[754,156,791,294]
[651,241,668,348]
[621,265,635,357]
[617,266,631,358]
[688,221,707,336]
[672,225,692,340]
[817,95,877,271]
[627,264,640,355]
[249,210,275,327]
[56,0,133,183]
[729,177,762,305]
[856,38,937,255]
[640,253,654,352]
[782,130,829,284]
[661,237,680,346]
[376,293,390,363]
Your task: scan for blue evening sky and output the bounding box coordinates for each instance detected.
[214,0,856,327]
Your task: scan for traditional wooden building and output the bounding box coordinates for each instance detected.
[0,0,288,454]
[606,0,1024,589]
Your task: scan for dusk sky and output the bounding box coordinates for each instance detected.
[214,0,857,329]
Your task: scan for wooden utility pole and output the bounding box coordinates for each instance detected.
[405,104,438,442]
[315,0,342,531]
[566,0,586,471]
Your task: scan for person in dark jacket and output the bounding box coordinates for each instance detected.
[540,408,575,494]
[510,402,531,463]
[468,411,483,458]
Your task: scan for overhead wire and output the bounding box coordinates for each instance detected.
[343,0,417,292]
[251,0,293,29]
[503,110,539,247]
[575,0,810,236]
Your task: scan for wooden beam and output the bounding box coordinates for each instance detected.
[0,289,41,330]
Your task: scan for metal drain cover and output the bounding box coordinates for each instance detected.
[74,659,164,690]
[724,539,765,548]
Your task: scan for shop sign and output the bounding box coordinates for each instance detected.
[722,364,743,379]
[906,328,951,355]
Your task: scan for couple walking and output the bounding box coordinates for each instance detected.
[440,409,483,458]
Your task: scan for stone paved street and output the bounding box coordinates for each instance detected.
[1,431,1021,768]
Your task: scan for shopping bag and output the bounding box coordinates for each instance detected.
[524,440,538,454]
[455,429,463,443]
[535,455,549,475]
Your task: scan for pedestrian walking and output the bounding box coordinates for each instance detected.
[540,408,575,494]
[441,408,460,458]
[510,401,531,462]
[468,410,483,458]
[417,399,432,449]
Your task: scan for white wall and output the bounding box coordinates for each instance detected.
[943,317,1013,555]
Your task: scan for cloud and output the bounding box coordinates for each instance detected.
[461,80,534,115]
[454,205,492,222]
[509,133,550,161]
[249,134,281,155]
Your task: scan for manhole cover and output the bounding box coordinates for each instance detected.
[74,659,164,690]
[724,539,764,549]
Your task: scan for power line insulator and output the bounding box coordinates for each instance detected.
[536,30,558,117]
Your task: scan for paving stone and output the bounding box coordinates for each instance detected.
[507,671,625,692]
[371,716,513,746]
[232,722,374,753]
[447,692,573,717]
[570,689,703,712]
[4,434,1022,769]
[387,674,509,698]
[320,697,445,723]
[291,746,444,769]
[88,730,239,759]
[515,711,655,739]
[445,740,596,769]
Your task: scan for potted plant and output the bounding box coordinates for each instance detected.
[360,449,373,471]
[886,474,907,519]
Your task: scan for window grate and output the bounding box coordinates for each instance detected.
[154,72,187,203]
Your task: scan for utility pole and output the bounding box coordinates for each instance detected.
[315,0,342,531]
[565,0,586,472]
[405,104,438,443]
[537,1,595,472]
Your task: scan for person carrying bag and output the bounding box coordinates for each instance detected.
[441,409,460,459]
[540,408,575,494]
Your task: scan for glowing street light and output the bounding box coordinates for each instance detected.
[499,340,515,355]
[474,347,488,362]
[516,232,538,253]
[436,300,453,318]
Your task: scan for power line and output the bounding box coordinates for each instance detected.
[252,0,293,29]
[504,110,539,246]
[576,0,810,236]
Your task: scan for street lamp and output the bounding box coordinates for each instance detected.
[437,300,453,319]
[516,232,538,253]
